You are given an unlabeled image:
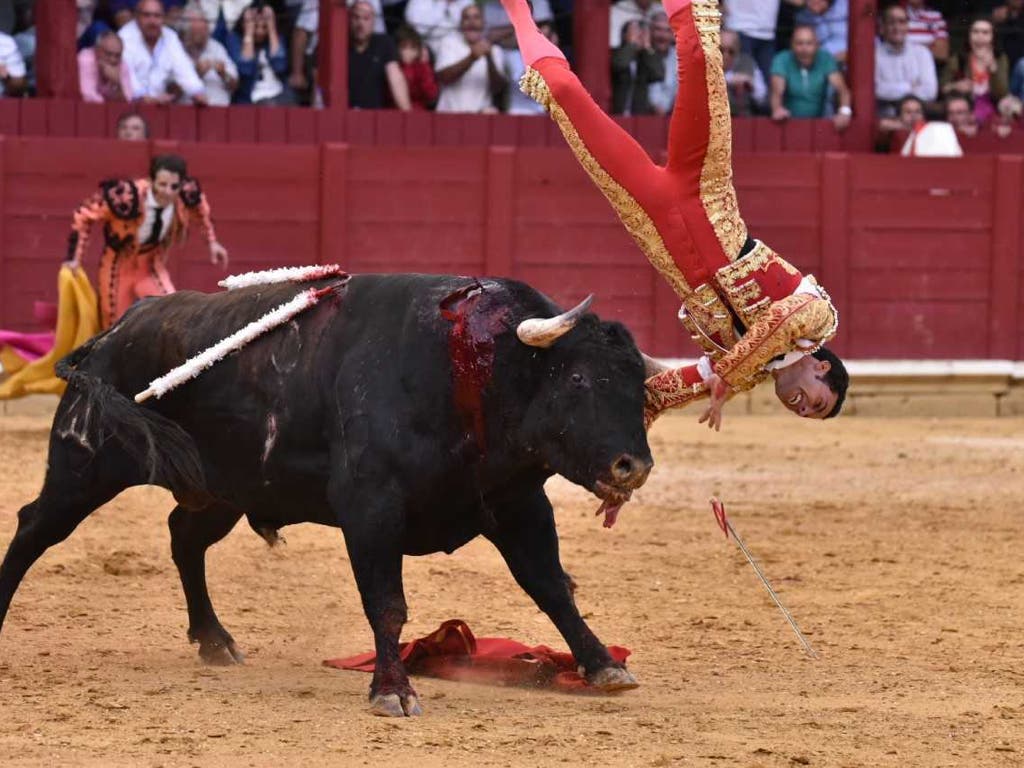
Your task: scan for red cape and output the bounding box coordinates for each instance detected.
[324,619,631,694]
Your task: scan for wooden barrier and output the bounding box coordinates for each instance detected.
[1,136,1021,360]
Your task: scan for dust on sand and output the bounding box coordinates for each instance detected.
[1,411,1022,767]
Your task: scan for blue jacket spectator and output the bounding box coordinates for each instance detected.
[227,5,292,105]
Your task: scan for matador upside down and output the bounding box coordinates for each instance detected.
[501,0,849,430]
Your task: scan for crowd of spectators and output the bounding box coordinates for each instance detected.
[71,0,321,106]
[0,0,1020,150]
[606,0,1024,142]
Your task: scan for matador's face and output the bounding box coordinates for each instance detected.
[773,355,837,420]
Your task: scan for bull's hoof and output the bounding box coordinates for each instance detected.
[369,692,423,717]
[198,639,245,666]
[587,666,639,693]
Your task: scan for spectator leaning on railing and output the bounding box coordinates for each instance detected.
[78,28,135,102]
[770,24,851,130]
[120,0,208,104]
[878,93,922,133]
[874,4,937,117]
[349,0,411,109]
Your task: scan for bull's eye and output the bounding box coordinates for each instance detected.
[570,372,589,389]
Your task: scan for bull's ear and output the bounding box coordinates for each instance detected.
[516,295,593,348]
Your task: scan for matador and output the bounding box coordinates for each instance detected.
[66,153,229,330]
[501,0,849,430]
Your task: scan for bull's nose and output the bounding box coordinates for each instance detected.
[610,453,653,486]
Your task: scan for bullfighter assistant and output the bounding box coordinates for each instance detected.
[66,154,229,330]
[501,0,848,429]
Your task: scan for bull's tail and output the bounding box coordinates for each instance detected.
[56,340,207,501]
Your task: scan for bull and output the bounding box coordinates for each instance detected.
[0,274,653,716]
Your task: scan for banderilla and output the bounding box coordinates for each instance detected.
[710,497,818,659]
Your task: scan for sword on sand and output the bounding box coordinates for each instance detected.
[710,497,818,659]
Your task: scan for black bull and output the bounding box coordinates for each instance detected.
[0,274,654,716]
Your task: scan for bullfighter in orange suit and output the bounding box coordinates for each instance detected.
[66,154,229,329]
[501,0,849,430]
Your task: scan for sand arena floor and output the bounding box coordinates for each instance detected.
[1,409,1023,767]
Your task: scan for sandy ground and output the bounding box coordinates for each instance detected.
[1,410,1023,767]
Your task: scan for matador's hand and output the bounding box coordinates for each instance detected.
[209,241,229,269]
[698,374,732,432]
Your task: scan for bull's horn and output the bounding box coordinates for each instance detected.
[642,352,671,378]
[516,294,594,348]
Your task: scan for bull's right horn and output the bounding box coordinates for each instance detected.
[516,294,594,348]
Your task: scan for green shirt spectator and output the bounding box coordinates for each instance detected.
[770,46,837,117]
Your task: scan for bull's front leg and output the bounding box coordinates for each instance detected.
[487,489,639,692]
[335,485,421,717]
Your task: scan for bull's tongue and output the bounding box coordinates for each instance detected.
[595,499,625,528]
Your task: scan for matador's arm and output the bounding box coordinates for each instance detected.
[66,189,116,266]
[180,177,218,245]
[644,361,710,428]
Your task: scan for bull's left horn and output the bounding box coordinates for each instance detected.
[641,352,671,379]
[516,295,594,348]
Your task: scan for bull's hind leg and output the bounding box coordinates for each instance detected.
[487,489,639,692]
[0,437,136,632]
[168,504,244,665]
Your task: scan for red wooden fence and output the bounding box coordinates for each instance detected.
[1,136,1021,360]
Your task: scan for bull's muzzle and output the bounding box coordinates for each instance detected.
[610,452,653,490]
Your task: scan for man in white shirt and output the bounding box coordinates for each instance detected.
[875,4,937,114]
[723,0,780,89]
[0,30,26,97]
[435,3,506,112]
[405,0,472,56]
[120,0,208,104]
[609,0,664,47]
[181,2,237,105]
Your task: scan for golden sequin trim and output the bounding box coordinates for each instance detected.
[692,1,748,259]
[643,368,709,428]
[678,283,739,360]
[713,294,838,388]
[714,240,801,328]
[520,66,694,299]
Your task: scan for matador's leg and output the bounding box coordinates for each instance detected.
[502,0,681,278]
[663,0,747,271]
[97,249,120,330]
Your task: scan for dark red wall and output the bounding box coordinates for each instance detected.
[2,136,1021,360]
